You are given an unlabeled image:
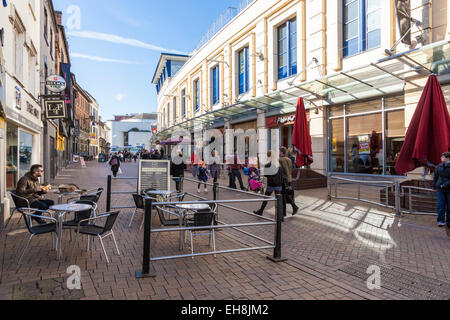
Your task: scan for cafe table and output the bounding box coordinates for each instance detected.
[51,189,84,204]
[172,203,211,251]
[49,203,93,260]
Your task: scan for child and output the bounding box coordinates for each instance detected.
[248,165,263,193]
[197,161,209,193]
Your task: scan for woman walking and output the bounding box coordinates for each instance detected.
[209,150,221,184]
[171,150,187,192]
[253,151,285,221]
[433,152,450,237]
[109,153,121,177]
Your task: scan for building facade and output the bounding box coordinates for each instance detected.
[107,113,157,152]
[154,0,450,179]
[73,79,92,159]
[0,0,43,224]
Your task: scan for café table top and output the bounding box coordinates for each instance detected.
[50,203,92,212]
[175,203,210,210]
[51,190,82,195]
[145,190,178,196]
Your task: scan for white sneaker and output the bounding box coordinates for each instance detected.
[438,222,446,227]
[205,188,208,193]
[198,189,201,193]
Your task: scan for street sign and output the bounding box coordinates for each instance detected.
[45,100,67,119]
[46,75,67,93]
[138,160,170,194]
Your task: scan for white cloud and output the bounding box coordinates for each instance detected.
[115,94,125,101]
[67,30,188,55]
[71,53,139,65]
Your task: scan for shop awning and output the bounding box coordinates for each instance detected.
[154,40,450,141]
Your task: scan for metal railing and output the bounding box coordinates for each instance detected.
[193,0,255,52]
[328,173,438,216]
[135,176,285,278]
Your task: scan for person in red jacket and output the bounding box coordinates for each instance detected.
[228,151,246,190]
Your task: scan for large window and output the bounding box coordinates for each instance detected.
[181,89,186,118]
[212,65,220,105]
[343,0,381,57]
[328,95,405,175]
[6,123,18,191]
[278,18,297,80]
[173,97,177,123]
[19,131,34,179]
[194,79,200,113]
[238,47,249,94]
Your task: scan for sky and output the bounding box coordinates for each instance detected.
[52,0,246,121]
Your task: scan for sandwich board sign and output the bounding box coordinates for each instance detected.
[138,160,170,194]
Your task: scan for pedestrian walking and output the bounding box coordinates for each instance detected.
[208,150,221,184]
[432,152,450,236]
[109,153,121,177]
[280,147,299,216]
[197,161,209,193]
[228,151,246,190]
[15,164,54,224]
[253,151,285,221]
[171,150,187,192]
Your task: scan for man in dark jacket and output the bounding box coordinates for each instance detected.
[16,164,54,224]
[171,151,187,192]
[279,147,299,216]
[433,152,450,236]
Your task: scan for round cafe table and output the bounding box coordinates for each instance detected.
[173,203,211,250]
[50,203,93,260]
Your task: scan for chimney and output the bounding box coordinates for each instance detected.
[55,11,63,26]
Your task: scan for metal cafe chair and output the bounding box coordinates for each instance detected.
[70,211,121,264]
[5,191,31,230]
[63,200,98,246]
[151,205,184,248]
[66,188,104,204]
[16,208,58,265]
[185,204,217,259]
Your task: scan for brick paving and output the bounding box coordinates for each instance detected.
[0,161,448,300]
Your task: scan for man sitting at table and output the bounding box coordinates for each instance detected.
[16,164,54,224]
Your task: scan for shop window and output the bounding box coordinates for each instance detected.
[173,97,177,123]
[343,0,381,57]
[19,131,33,179]
[346,99,381,115]
[347,113,382,174]
[330,105,344,117]
[330,118,345,172]
[385,95,405,110]
[385,109,405,175]
[278,18,297,80]
[6,123,18,191]
[238,47,249,94]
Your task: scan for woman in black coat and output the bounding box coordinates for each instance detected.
[433,152,450,235]
[171,151,187,192]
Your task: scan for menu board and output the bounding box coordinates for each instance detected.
[138,160,170,194]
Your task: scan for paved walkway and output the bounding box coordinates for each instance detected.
[0,161,448,300]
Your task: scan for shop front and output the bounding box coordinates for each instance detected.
[328,95,406,176]
[231,119,257,165]
[266,111,310,148]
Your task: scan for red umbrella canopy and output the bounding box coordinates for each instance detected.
[292,98,313,167]
[395,75,450,174]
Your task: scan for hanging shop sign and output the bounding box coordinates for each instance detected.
[46,75,67,93]
[45,100,67,119]
[266,112,310,128]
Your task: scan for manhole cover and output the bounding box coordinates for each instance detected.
[339,258,450,300]
[12,277,85,300]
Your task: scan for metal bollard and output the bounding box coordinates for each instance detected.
[136,196,156,278]
[267,193,287,263]
[106,175,112,212]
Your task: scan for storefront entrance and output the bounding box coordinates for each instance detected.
[328,95,406,176]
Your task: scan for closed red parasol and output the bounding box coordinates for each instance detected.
[292,98,313,167]
[395,75,450,174]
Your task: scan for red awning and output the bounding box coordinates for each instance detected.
[395,75,450,174]
[292,98,313,167]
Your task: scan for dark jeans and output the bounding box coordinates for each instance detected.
[282,182,297,216]
[436,190,450,226]
[230,169,245,189]
[30,199,55,213]
[173,178,183,192]
[258,189,282,213]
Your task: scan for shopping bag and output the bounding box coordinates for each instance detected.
[118,167,123,175]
